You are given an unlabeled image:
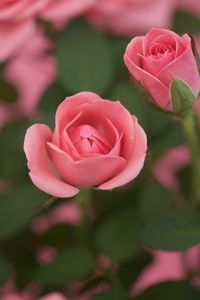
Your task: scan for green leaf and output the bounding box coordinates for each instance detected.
[140,209,200,251]
[95,210,141,263]
[171,79,196,116]
[0,254,9,286]
[135,281,200,300]
[0,185,44,241]
[138,181,173,224]
[56,20,115,94]
[0,76,17,103]
[108,80,146,128]
[39,81,67,112]
[35,247,95,286]
[173,10,200,35]
[93,288,128,300]
[0,119,30,182]
[119,252,152,290]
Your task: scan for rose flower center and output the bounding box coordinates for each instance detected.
[69,124,111,156]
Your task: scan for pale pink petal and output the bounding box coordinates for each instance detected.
[24,124,79,198]
[48,142,126,188]
[99,117,147,190]
[157,34,200,96]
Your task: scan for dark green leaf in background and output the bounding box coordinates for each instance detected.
[138,181,173,224]
[119,252,152,290]
[135,281,200,300]
[0,185,44,241]
[0,119,30,182]
[140,209,200,251]
[39,81,67,112]
[93,287,128,300]
[56,20,115,94]
[0,254,9,286]
[95,210,141,263]
[35,247,95,286]
[0,76,17,103]
[173,10,200,35]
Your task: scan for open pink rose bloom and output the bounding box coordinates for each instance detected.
[24,92,147,198]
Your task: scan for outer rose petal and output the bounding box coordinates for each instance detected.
[157,34,200,96]
[48,142,126,188]
[0,20,35,62]
[124,36,170,109]
[99,117,147,190]
[24,124,79,198]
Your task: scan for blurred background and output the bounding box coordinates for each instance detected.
[0,1,200,299]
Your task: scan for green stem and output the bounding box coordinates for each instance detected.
[180,113,200,202]
[77,189,92,245]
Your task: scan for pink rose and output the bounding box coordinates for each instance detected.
[0,0,49,61]
[24,92,147,198]
[124,28,200,110]
[40,0,95,30]
[86,0,175,37]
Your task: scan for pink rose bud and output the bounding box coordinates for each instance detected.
[124,28,200,111]
[24,92,147,198]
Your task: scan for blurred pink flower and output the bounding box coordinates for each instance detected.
[36,245,57,265]
[4,28,56,117]
[40,0,95,30]
[0,0,49,61]
[177,0,200,18]
[0,27,56,127]
[153,146,190,192]
[86,0,176,37]
[132,244,200,296]
[32,202,81,234]
[38,293,67,300]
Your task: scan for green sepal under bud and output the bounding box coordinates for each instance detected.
[134,79,166,113]
[171,79,196,117]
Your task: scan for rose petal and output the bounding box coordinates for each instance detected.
[99,117,147,190]
[47,142,126,188]
[24,124,79,198]
[156,34,200,95]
